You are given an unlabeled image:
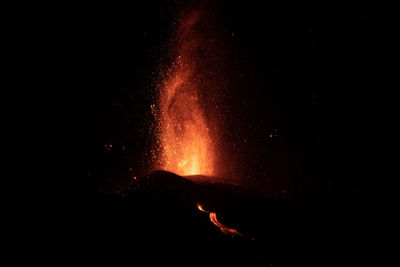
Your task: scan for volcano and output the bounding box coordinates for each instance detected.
[40,170,363,266]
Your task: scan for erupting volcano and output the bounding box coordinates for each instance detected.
[151,3,246,238]
[155,4,219,177]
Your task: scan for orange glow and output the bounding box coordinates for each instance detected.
[196,203,245,238]
[209,212,244,238]
[156,7,215,176]
[197,203,208,213]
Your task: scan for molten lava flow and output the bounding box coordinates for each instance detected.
[156,6,215,177]
[197,203,208,213]
[197,204,245,238]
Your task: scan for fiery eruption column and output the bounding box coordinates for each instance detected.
[156,6,216,177]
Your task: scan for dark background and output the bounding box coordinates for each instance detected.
[37,0,371,200]
[9,0,374,265]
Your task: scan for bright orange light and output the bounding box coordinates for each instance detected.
[156,8,215,177]
[197,203,207,213]
[209,212,244,238]
[196,203,245,238]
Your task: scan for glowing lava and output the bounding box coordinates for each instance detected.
[156,6,215,176]
[197,204,245,238]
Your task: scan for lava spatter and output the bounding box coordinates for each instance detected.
[156,5,216,177]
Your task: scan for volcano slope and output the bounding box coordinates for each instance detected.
[17,171,362,267]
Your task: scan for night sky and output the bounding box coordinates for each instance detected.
[10,0,373,265]
[51,0,370,199]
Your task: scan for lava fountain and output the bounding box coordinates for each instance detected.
[150,2,251,239]
[156,4,217,177]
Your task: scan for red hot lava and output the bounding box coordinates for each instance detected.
[151,1,252,240]
[155,3,220,178]
[197,204,245,238]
